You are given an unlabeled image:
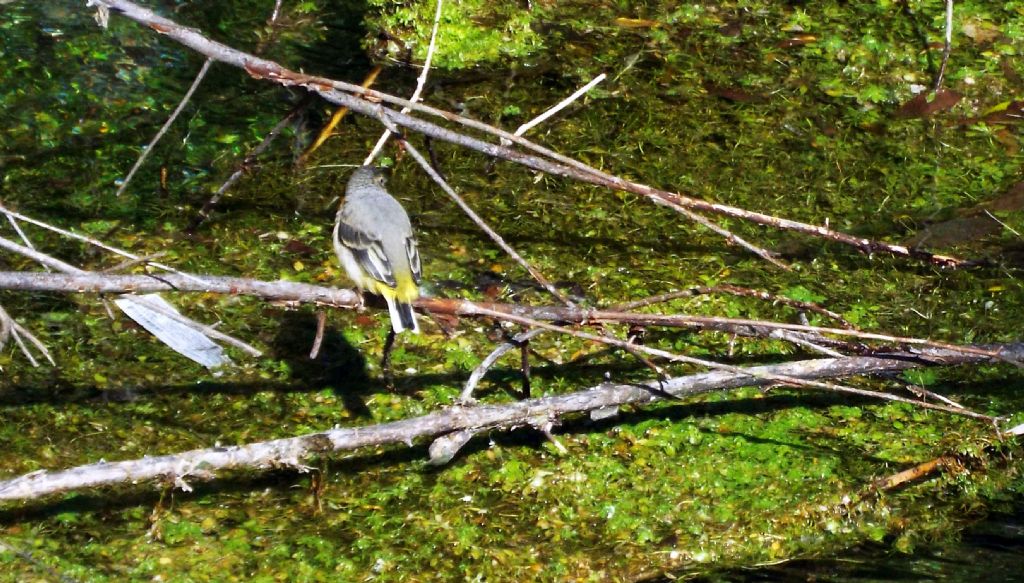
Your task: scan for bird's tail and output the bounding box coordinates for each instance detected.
[384,296,419,334]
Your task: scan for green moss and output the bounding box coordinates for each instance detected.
[2,0,1024,580]
[364,0,543,69]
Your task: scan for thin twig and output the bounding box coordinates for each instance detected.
[11,320,56,366]
[983,209,1022,239]
[668,203,790,269]
[770,329,846,357]
[116,58,213,197]
[363,0,444,164]
[0,304,53,367]
[100,252,168,274]
[310,309,327,359]
[191,98,310,232]
[3,213,50,273]
[0,204,199,281]
[0,235,84,274]
[505,74,606,144]
[903,382,965,409]
[465,305,996,420]
[394,131,572,305]
[8,323,39,367]
[614,285,853,328]
[460,328,545,402]
[933,0,954,92]
[87,0,970,268]
[520,334,532,398]
[874,455,956,490]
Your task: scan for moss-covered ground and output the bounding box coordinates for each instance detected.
[1,0,1024,580]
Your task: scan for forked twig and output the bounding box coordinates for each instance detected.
[86,0,970,268]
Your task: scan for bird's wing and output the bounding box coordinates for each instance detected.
[406,236,422,285]
[337,219,396,287]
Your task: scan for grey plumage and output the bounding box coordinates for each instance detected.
[333,166,422,333]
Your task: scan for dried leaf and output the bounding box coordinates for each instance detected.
[894,89,962,119]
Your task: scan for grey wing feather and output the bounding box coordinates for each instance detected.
[406,236,422,284]
[337,219,396,286]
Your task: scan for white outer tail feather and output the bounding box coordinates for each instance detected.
[384,295,419,334]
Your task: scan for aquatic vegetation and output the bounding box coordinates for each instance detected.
[0,0,1023,580]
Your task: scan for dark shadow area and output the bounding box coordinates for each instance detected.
[267,310,375,417]
[672,502,1024,582]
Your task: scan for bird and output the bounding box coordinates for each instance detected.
[333,165,422,334]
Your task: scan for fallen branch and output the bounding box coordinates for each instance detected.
[1,343,1018,502]
[0,271,357,307]
[462,304,994,419]
[86,0,969,268]
[0,271,1005,362]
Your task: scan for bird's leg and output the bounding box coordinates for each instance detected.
[380,327,397,390]
[519,337,531,399]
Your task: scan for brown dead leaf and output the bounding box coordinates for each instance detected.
[983,181,1024,213]
[704,82,767,103]
[284,239,317,256]
[982,101,1024,125]
[894,89,962,119]
[962,20,1001,44]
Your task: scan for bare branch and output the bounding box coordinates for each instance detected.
[0,342,1016,502]
[0,235,84,273]
[396,133,572,305]
[461,328,545,402]
[0,271,1007,364]
[86,0,969,268]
